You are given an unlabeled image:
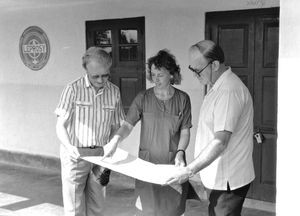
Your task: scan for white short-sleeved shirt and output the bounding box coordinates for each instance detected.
[55,75,125,147]
[194,67,255,190]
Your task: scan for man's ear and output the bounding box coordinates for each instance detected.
[211,60,220,72]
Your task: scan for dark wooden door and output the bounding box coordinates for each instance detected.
[252,15,278,202]
[206,8,279,202]
[86,17,145,112]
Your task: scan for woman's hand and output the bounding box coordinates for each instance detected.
[102,135,121,160]
[174,150,186,167]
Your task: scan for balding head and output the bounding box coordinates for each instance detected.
[82,47,112,70]
[189,40,225,63]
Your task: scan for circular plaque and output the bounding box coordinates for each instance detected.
[19,26,50,70]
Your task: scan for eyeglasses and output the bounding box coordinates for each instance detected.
[91,73,110,79]
[100,74,110,79]
[188,61,212,76]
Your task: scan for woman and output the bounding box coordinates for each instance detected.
[104,49,192,216]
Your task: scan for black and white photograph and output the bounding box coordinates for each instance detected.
[0,0,298,215]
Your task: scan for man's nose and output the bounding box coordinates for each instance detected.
[97,76,103,83]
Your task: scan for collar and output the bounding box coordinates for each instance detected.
[84,74,91,88]
[211,66,232,92]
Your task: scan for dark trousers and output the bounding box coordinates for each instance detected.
[206,183,251,216]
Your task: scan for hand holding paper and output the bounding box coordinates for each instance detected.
[82,147,183,193]
[102,135,121,160]
[164,166,191,185]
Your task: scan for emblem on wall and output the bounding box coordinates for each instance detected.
[19,26,50,70]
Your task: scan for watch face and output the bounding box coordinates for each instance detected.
[19,26,50,71]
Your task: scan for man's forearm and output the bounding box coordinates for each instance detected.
[187,138,227,174]
[56,123,73,149]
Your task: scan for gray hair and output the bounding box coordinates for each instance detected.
[82,47,112,69]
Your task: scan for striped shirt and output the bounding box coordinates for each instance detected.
[55,75,125,147]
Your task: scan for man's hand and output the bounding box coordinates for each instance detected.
[174,151,186,167]
[102,135,121,160]
[56,115,80,159]
[165,166,191,185]
[67,145,80,159]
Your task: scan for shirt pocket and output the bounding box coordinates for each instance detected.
[75,101,93,111]
[75,101,93,106]
[102,105,115,124]
[75,100,93,118]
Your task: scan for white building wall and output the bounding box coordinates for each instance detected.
[0,0,279,161]
[277,0,300,214]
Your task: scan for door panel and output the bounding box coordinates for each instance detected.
[261,76,276,126]
[207,18,255,95]
[86,17,145,112]
[219,25,249,67]
[253,16,278,202]
[206,8,279,202]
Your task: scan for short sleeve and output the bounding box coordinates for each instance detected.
[112,91,125,126]
[125,91,144,126]
[180,94,192,130]
[213,90,243,133]
[54,85,74,120]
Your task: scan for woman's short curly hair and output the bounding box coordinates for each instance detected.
[146,49,181,85]
[82,47,112,70]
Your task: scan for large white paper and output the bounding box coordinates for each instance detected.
[82,148,180,186]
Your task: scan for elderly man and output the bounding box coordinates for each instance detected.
[167,40,255,216]
[55,47,125,216]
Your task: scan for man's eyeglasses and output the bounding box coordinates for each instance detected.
[100,74,110,79]
[188,61,212,76]
[91,74,110,79]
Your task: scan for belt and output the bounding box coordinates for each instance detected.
[79,146,102,149]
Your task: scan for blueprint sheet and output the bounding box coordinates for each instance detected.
[82,148,180,185]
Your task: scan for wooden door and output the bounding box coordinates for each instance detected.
[86,17,145,112]
[252,15,278,202]
[206,8,279,202]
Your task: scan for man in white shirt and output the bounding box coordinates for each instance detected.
[166,40,255,216]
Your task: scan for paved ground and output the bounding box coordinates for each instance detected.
[0,162,275,216]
